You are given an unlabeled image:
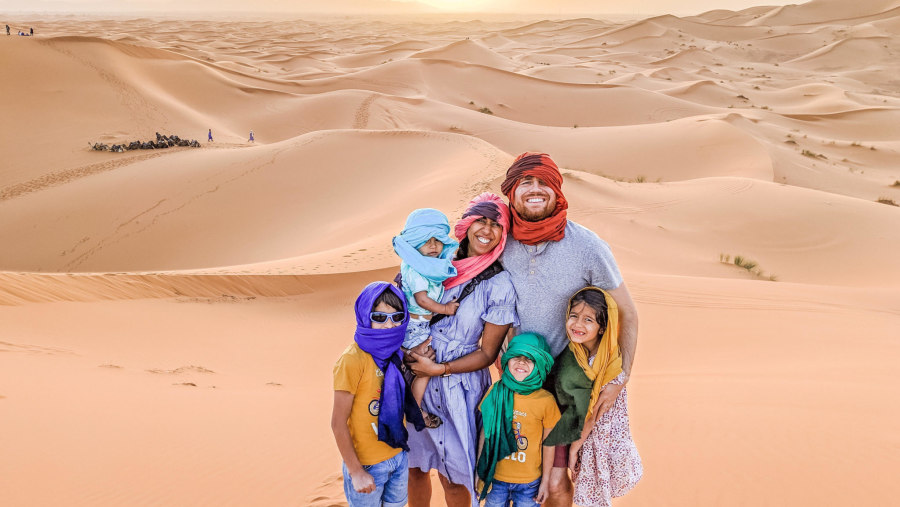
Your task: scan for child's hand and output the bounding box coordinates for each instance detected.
[349,468,376,493]
[568,439,585,472]
[443,299,459,315]
[535,482,549,504]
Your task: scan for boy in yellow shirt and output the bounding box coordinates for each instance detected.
[331,282,425,507]
[477,333,561,506]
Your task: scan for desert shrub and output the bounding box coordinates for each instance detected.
[802,149,826,159]
[720,254,776,281]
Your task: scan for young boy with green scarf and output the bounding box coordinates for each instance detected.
[476,333,561,506]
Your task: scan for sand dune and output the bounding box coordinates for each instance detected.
[0,130,504,272]
[786,36,896,70]
[410,38,520,71]
[750,0,900,26]
[2,2,900,506]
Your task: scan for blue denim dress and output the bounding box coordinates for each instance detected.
[406,270,518,506]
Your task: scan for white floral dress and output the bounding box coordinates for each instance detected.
[572,372,643,507]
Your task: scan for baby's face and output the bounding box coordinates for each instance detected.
[507,356,534,382]
[417,237,443,257]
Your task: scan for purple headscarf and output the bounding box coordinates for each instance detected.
[353,282,425,449]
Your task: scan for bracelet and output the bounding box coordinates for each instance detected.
[441,362,451,377]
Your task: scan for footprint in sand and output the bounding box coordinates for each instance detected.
[0,340,75,356]
[306,473,346,507]
[146,365,215,374]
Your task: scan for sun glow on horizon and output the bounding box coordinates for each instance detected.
[415,0,492,11]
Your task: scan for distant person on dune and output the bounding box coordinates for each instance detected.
[207,129,213,143]
[6,25,9,36]
[30,27,33,36]
[248,129,254,142]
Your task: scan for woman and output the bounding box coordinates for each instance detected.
[405,192,518,507]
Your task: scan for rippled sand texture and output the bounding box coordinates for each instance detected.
[1,0,899,505]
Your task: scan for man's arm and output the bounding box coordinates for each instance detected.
[607,281,638,380]
[588,281,638,420]
[587,231,638,380]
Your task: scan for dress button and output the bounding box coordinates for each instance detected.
[529,271,534,274]
[530,259,535,263]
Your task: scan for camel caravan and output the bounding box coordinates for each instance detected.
[92,132,202,153]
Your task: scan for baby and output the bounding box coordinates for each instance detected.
[392,208,459,427]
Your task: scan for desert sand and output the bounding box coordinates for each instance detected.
[1,0,899,505]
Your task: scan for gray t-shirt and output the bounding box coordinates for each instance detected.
[500,220,623,357]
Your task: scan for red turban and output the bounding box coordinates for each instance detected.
[500,152,568,245]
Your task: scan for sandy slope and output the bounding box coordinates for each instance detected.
[1,0,899,505]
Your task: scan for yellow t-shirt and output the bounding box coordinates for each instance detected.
[483,386,562,484]
[333,343,402,466]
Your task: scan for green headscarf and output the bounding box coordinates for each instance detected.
[476,333,554,500]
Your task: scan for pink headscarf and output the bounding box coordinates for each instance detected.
[444,192,510,289]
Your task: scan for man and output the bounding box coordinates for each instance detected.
[499,152,639,507]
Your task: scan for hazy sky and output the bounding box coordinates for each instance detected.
[2,0,804,16]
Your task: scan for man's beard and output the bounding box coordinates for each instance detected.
[514,201,554,221]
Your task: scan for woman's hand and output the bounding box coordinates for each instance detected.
[409,338,435,359]
[407,348,445,377]
[403,338,435,366]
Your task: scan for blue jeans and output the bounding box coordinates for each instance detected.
[342,451,408,507]
[483,477,542,507]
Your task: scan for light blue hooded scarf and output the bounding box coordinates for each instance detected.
[392,208,458,283]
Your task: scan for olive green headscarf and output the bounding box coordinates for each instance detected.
[476,333,554,500]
